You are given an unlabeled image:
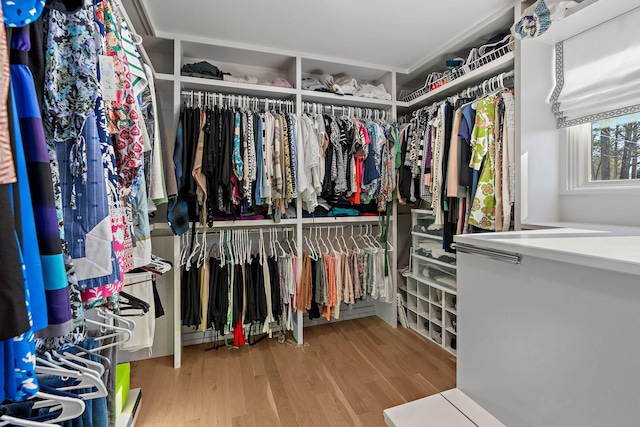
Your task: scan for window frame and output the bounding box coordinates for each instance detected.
[562,122,640,195]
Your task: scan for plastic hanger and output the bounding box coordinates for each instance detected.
[0,415,59,427]
[96,307,137,331]
[34,365,107,401]
[40,350,104,378]
[349,225,361,254]
[197,231,208,268]
[27,388,85,423]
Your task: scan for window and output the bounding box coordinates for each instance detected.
[564,113,640,193]
[591,112,640,181]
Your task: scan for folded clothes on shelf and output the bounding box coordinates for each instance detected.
[181,61,227,79]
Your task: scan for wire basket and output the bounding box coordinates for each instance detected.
[400,42,514,103]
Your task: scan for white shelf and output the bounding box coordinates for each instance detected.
[413,253,457,270]
[446,306,457,315]
[116,388,142,427]
[206,218,298,229]
[155,72,175,82]
[398,52,515,113]
[301,90,393,109]
[412,274,457,295]
[445,346,457,356]
[446,327,457,335]
[431,317,442,327]
[302,215,384,225]
[412,231,444,241]
[180,76,297,98]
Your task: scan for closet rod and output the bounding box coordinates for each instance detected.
[402,69,515,121]
[302,223,380,229]
[188,227,296,235]
[302,102,389,121]
[180,90,295,110]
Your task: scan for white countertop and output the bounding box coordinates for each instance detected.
[453,223,640,276]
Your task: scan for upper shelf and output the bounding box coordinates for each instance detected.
[397,51,514,115]
[534,0,633,44]
[179,76,297,99]
[301,90,393,109]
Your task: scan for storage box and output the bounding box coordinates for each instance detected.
[116,363,131,415]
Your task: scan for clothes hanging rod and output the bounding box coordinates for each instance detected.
[189,227,296,235]
[302,102,389,121]
[401,69,515,120]
[302,223,381,229]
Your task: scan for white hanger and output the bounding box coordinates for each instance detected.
[82,318,132,353]
[34,365,107,401]
[349,225,361,253]
[28,390,86,423]
[274,229,287,258]
[39,350,104,378]
[186,231,202,270]
[197,231,208,268]
[0,415,59,427]
[304,234,318,260]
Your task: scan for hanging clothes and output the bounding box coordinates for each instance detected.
[12,25,71,337]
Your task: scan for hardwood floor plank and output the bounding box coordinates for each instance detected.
[131,317,456,426]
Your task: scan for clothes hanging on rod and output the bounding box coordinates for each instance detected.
[298,224,392,321]
[169,92,298,232]
[298,103,397,216]
[1,0,168,414]
[398,71,516,249]
[180,226,299,343]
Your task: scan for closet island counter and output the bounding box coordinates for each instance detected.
[453,225,640,277]
[453,223,640,426]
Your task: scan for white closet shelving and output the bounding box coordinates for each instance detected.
[403,209,457,356]
[136,2,520,367]
[142,33,400,368]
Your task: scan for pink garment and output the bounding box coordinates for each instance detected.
[268,77,293,88]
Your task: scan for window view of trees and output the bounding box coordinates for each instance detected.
[591,113,640,181]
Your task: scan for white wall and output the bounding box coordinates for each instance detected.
[517,39,561,227]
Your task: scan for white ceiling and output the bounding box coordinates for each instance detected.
[138,0,513,71]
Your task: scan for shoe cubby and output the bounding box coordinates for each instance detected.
[407,310,418,330]
[409,209,457,357]
[445,311,457,334]
[417,281,430,300]
[431,324,444,345]
[445,330,457,356]
[407,294,418,312]
[431,305,443,327]
[418,315,430,336]
[417,298,430,318]
[445,293,457,314]
[406,277,418,296]
[430,287,443,306]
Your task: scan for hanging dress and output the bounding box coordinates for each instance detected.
[12,24,71,337]
[468,96,497,230]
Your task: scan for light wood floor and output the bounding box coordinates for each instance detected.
[130,317,456,427]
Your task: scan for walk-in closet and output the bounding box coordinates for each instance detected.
[2,0,640,426]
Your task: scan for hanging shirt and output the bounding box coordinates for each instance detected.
[469,96,497,230]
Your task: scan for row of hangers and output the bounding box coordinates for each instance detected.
[0,309,135,427]
[178,227,299,271]
[181,91,296,114]
[302,102,390,122]
[403,70,515,122]
[302,224,393,261]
